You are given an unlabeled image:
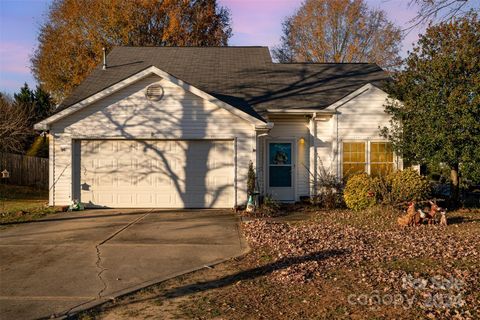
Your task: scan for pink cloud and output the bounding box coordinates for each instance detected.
[0,42,33,74]
[0,77,24,89]
[219,0,302,47]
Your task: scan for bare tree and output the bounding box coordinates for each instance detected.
[408,0,476,28]
[273,0,403,70]
[0,94,32,153]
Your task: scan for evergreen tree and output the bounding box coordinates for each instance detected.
[381,12,480,204]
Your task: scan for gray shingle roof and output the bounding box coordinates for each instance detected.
[58,46,390,122]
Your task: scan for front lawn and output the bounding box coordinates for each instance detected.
[0,184,60,224]
[81,206,480,320]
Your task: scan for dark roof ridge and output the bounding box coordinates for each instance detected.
[111,45,269,48]
[275,62,379,65]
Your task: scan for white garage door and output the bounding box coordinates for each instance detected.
[79,140,234,208]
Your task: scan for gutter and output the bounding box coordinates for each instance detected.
[266,109,335,115]
[254,121,274,130]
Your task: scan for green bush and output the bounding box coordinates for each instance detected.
[344,168,431,210]
[388,168,430,203]
[343,173,377,211]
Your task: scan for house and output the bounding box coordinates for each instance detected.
[35,46,401,208]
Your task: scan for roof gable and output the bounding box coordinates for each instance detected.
[59,46,272,111]
[35,65,267,130]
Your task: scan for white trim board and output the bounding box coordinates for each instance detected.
[35,66,267,130]
[324,83,377,111]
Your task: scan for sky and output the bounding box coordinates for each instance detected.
[0,0,431,95]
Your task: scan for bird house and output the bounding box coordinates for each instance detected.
[1,169,9,179]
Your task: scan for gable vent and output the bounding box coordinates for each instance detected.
[146,84,164,101]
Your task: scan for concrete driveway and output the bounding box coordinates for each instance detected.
[0,209,246,320]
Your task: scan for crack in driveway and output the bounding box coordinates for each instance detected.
[61,210,152,318]
[95,245,108,299]
[94,210,152,298]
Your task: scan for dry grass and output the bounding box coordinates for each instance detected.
[0,184,60,224]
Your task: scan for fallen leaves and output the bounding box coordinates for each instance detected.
[241,210,480,318]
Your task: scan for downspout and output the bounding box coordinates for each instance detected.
[51,132,55,206]
[335,110,339,178]
[255,122,274,198]
[310,113,318,196]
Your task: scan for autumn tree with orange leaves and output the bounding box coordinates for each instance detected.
[32,0,232,102]
[273,0,403,69]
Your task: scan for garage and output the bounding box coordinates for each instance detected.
[78,139,235,208]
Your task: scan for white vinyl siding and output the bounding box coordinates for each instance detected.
[312,85,398,183]
[314,115,335,172]
[49,74,254,207]
[336,86,391,138]
[335,86,400,176]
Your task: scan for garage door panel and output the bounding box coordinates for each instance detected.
[135,193,155,206]
[116,193,134,206]
[79,140,234,208]
[134,175,154,187]
[116,175,134,187]
[96,193,115,205]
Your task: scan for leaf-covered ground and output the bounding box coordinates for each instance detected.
[85,207,480,320]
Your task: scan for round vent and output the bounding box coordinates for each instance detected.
[146,84,164,101]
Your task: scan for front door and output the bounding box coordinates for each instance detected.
[267,141,295,201]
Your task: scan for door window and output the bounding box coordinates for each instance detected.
[269,143,292,187]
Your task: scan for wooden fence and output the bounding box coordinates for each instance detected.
[0,153,48,189]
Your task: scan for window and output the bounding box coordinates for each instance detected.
[342,141,395,178]
[342,142,366,178]
[370,142,394,177]
[269,143,292,187]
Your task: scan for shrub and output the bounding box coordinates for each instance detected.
[243,194,282,217]
[373,175,393,205]
[343,173,377,211]
[247,161,256,196]
[344,168,431,209]
[310,160,345,209]
[262,194,280,214]
[388,168,430,203]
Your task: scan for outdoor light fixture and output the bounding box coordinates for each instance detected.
[299,137,305,144]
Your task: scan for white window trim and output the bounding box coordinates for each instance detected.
[340,139,397,178]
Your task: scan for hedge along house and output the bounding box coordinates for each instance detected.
[35,46,401,208]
